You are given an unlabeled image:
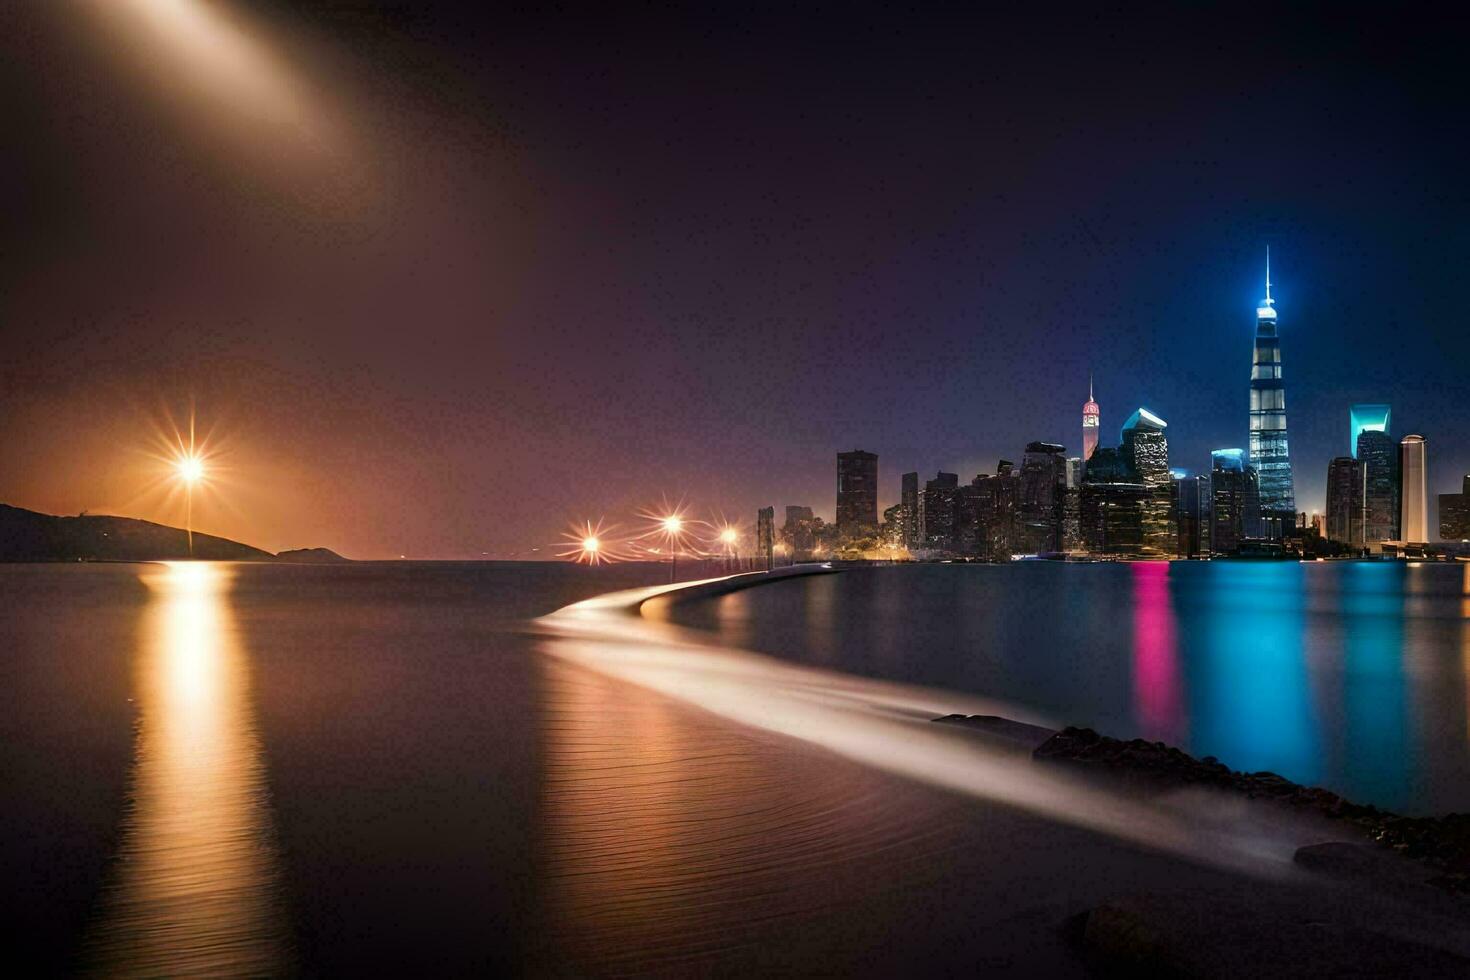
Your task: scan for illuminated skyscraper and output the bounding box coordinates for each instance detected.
[1121,408,1175,556]
[1352,404,1399,546]
[1350,403,1391,458]
[1401,435,1428,544]
[1082,376,1100,461]
[1248,249,1296,522]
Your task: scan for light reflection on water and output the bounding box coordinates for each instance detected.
[86,562,287,977]
[667,561,1470,814]
[1192,562,1321,786]
[1130,563,1183,742]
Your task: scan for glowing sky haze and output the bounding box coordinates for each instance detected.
[2,2,1467,556]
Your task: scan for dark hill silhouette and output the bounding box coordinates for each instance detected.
[274,547,350,563]
[0,503,274,562]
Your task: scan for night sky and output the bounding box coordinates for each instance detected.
[2,2,1467,557]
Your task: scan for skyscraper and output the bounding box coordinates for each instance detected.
[1174,473,1211,558]
[1018,442,1067,554]
[900,471,919,548]
[781,505,818,559]
[1248,249,1297,524]
[1079,447,1147,557]
[918,472,959,551]
[1210,448,1260,555]
[756,506,775,569]
[1352,404,1399,546]
[1082,376,1100,461]
[1350,403,1391,458]
[836,450,878,536]
[1325,456,1366,549]
[1401,435,1428,544]
[1439,475,1470,541]
[1121,408,1175,556]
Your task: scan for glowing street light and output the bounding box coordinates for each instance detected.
[170,409,209,557]
[558,520,619,565]
[176,454,206,486]
[172,452,207,556]
[716,524,741,571]
[660,514,687,582]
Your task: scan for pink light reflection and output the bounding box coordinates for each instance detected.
[1131,562,1185,742]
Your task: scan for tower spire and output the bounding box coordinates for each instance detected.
[1264,246,1272,305]
[1089,372,1094,401]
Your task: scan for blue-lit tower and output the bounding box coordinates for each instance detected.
[1248,248,1296,525]
[1350,403,1391,458]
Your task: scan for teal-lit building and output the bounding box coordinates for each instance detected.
[1350,404,1399,545]
[1350,403,1391,458]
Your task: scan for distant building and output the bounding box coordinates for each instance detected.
[1060,485,1082,552]
[1174,473,1211,558]
[955,462,1022,560]
[756,506,775,569]
[781,506,819,559]
[1248,250,1297,525]
[1210,449,1260,556]
[1018,442,1067,554]
[918,472,959,551]
[1350,404,1392,458]
[880,502,905,550]
[1356,429,1400,546]
[1440,475,1470,541]
[836,450,879,537]
[1082,377,1100,461]
[1325,456,1366,549]
[956,482,986,557]
[1121,408,1175,557]
[1079,446,1147,556]
[900,471,919,548]
[1400,435,1428,544]
[989,462,1021,558]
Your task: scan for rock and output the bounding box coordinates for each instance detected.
[931,714,1057,749]
[1033,726,1470,894]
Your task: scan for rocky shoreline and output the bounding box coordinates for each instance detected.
[937,717,1470,893]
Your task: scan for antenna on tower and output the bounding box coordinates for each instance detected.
[1265,246,1272,304]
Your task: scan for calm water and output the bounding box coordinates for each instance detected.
[6,559,1470,975]
[670,561,1470,815]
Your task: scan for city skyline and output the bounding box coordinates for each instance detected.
[2,4,1467,558]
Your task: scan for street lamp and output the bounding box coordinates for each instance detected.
[718,525,739,572]
[662,515,685,582]
[173,452,206,556]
